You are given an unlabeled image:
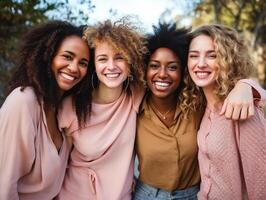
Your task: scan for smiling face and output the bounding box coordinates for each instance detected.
[94,41,129,91]
[146,48,181,99]
[188,34,219,91]
[51,35,89,95]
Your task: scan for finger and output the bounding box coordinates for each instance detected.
[248,103,255,118]
[239,105,248,120]
[224,103,234,119]
[232,104,241,120]
[220,98,228,115]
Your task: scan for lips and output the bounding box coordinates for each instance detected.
[153,81,171,90]
[105,73,120,78]
[60,72,77,81]
[195,71,211,79]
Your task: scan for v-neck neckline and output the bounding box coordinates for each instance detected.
[41,101,65,156]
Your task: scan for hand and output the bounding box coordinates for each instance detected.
[220,82,254,120]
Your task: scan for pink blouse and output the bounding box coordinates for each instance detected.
[57,86,144,200]
[0,87,71,200]
[197,82,266,200]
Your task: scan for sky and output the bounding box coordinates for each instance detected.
[68,0,191,33]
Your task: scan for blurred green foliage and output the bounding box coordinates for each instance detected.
[0,0,95,105]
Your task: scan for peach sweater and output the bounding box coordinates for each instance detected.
[197,81,266,200]
[57,86,144,200]
[0,87,71,200]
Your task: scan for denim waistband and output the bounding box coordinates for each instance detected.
[135,180,199,199]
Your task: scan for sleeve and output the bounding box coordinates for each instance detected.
[130,84,145,113]
[0,88,37,200]
[57,96,79,136]
[235,107,266,199]
[239,79,266,105]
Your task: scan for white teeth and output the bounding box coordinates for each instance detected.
[61,73,75,81]
[155,81,169,87]
[105,73,119,78]
[196,72,210,79]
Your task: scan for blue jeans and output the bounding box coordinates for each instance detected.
[133,181,199,200]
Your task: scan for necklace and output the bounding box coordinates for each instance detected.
[149,101,174,120]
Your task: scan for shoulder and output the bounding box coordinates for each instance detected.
[129,84,145,112]
[1,87,40,115]
[5,87,38,106]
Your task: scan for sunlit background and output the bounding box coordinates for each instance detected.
[1,0,266,106]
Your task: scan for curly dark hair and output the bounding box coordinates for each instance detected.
[145,23,191,97]
[7,20,93,125]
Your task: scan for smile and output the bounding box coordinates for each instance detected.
[154,81,170,87]
[195,71,211,79]
[105,73,120,78]
[60,72,77,81]
[152,81,171,91]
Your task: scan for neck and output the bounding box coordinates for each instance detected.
[149,93,177,112]
[93,83,123,104]
[203,86,222,111]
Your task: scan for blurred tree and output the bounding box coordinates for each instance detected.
[0,0,56,104]
[183,0,266,87]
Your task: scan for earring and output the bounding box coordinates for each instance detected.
[124,74,133,91]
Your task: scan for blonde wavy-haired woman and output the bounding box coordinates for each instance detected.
[187,24,266,200]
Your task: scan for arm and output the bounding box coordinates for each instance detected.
[238,79,266,104]
[220,79,266,120]
[235,108,266,198]
[0,89,36,200]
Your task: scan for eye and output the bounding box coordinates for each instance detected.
[148,63,159,69]
[208,53,217,59]
[97,57,107,62]
[168,64,178,71]
[115,55,124,61]
[62,54,72,60]
[79,61,88,68]
[189,54,198,59]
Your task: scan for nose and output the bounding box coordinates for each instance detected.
[68,61,78,73]
[158,66,167,78]
[107,59,116,70]
[197,56,207,68]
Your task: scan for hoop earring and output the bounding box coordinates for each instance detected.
[124,74,133,91]
[91,71,98,89]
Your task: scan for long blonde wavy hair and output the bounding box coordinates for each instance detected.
[181,24,255,112]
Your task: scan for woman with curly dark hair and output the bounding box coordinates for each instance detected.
[0,20,92,200]
[57,18,147,200]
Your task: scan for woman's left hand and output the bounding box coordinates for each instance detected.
[220,82,254,120]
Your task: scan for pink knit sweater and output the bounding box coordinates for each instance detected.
[197,101,266,199]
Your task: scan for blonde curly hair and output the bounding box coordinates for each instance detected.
[181,24,255,112]
[83,17,147,87]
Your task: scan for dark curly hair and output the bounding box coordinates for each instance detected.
[7,20,93,125]
[145,23,191,97]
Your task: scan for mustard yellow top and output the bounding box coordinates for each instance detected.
[135,95,202,191]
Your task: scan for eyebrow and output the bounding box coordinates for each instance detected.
[95,54,107,59]
[64,50,89,62]
[189,50,215,53]
[150,60,179,64]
